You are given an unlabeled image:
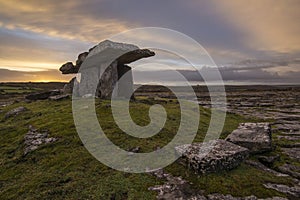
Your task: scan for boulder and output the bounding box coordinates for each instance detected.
[48,94,70,101]
[175,139,249,174]
[281,148,300,161]
[245,160,288,177]
[25,90,61,101]
[5,106,27,119]
[226,123,272,154]
[263,183,300,198]
[278,164,300,179]
[24,125,58,155]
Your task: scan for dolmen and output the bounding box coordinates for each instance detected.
[59,40,155,99]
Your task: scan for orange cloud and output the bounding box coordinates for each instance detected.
[211,0,300,53]
[0,0,134,42]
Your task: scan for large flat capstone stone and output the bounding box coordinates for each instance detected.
[226,123,272,154]
[175,139,249,174]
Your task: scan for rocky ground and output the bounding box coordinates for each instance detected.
[135,85,300,199]
[0,83,299,199]
[225,86,300,191]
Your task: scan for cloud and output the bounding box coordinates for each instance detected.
[0,0,299,84]
[133,58,300,84]
[133,68,299,85]
[0,27,93,71]
[0,68,72,82]
[212,0,300,53]
[0,0,133,42]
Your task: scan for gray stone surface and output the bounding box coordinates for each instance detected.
[245,160,289,177]
[263,183,300,198]
[281,148,300,161]
[148,169,206,200]
[226,123,272,154]
[257,155,280,167]
[278,164,300,179]
[175,140,249,174]
[24,125,58,155]
[62,77,76,94]
[48,94,70,101]
[4,106,27,119]
[149,169,287,200]
[207,194,288,200]
[59,62,79,74]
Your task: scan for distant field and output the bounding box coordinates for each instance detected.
[0,86,42,94]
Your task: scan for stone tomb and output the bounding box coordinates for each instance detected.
[60,40,155,99]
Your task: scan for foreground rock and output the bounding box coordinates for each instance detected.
[25,90,61,101]
[263,183,300,198]
[24,125,58,155]
[281,148,300,161]
[48,94,70,101]
[245,160,289,178]
[4,106,27,119]
[277,164,300,179]
[207,194,287,200]
[149,170,286,200]
[226,123,272,154]
[149,169,206,199]
[175,140,249,174]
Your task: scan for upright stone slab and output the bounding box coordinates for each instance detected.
[226,123,272,154]
[77,41,138,98]
[175,139,249,174]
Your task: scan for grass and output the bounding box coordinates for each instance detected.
[0,86,42,95]
[0,98,294,199]
[165,162,292,198]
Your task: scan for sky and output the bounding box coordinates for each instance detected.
[0,0,299,84]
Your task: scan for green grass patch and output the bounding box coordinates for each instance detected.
[0,98,293,199]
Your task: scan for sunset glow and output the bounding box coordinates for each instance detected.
[0,0,299,83]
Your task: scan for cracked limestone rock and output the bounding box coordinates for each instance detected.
[226,123,272,154]
[24,125,58,155]
[175,139,249,174]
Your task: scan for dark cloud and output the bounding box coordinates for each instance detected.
[133,65,300,84]
[0,27,91,63]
